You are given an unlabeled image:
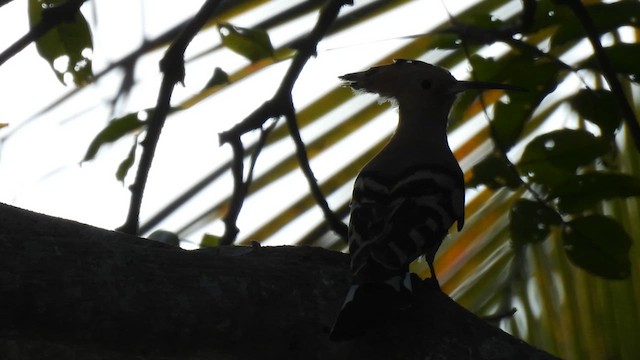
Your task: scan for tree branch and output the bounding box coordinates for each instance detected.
[218,0,353,244]
[118,0,223,235]
[284,103,349,240]
[219,121,277,246]
[554,0,640,150]
[0,202,557,360]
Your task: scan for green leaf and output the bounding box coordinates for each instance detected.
[510,199,562,245]
[205,67,230,89]
[528,0,566,33]
[465,55,561,150]
[568,90,621,138]
[218,23,274,63]
[116,138,138,183]
[28,0,93,86]
[518,129,610,187]
[492,63,560,150]
[201,233,221,247]
[562,215,632,279]
[580,44,640,82]
[552,1,640,48]
[467,152,522,190]
[83,110,148,162]
[454,13,504,29]
[549,172,640,213]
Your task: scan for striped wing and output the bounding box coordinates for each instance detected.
[348,166,464,282]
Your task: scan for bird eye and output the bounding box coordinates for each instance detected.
[421,79,432,90]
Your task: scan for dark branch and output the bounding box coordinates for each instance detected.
[0,202,557,359]
[219,121,277,246]
[284,103,349,240]
[438,0,536,43]
[218,0,353,244]
[220,137,245,245]
[118,0,223,235]
[554,0,640,151]
[438,0,580,75]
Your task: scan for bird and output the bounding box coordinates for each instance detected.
[329,59,524,341]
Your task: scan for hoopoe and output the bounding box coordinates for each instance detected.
[330,59,523,341]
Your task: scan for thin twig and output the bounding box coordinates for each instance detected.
[219,120,278,245]
[283,102,349,240]
[554,0,640,151]
[438,0,582,77]
[461,43,548,207]
[118,0,223,235]
[443,1,557,207]
[218,0,353,244]
[220,137,245,244]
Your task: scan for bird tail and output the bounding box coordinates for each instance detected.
[329,273,414,341]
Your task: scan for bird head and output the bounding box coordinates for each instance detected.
[339,59,524,112]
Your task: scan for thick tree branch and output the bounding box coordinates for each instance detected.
[0,203,557,359]
[118,0,223,235]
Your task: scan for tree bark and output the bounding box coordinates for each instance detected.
[0,203,557,359]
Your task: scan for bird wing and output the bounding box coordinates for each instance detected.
[348,165,464,281]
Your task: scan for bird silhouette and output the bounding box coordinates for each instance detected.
[330,59,524,341]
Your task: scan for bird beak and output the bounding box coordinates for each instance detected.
[449,80,527,94]
[339,72,367,90]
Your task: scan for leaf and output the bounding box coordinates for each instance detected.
[205,67,230,89]
[218,23,274,63]
[201,233,221,247]
[492,61,560,150]
[580,44,640,82]
[116,138,138,183]
[28,0,93,86]
[568,90,621,138]
[528,0,567,33]
[562,215,632,279]
[465,55,561,150]
[510,199,562,246]
[551,1,640,48]
[454,12,505,29]
[549,172,640,213]
[467,152,522,190]
[83,110,148,162]
[518,129,610,187]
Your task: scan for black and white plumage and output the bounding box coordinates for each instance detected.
[349,165,464,285]
[330,59,523,341]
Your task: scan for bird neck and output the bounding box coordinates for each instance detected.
[361,104,456,174]
[393,105,451,148]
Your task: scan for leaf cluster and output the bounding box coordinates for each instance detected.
[461,0,639,280]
